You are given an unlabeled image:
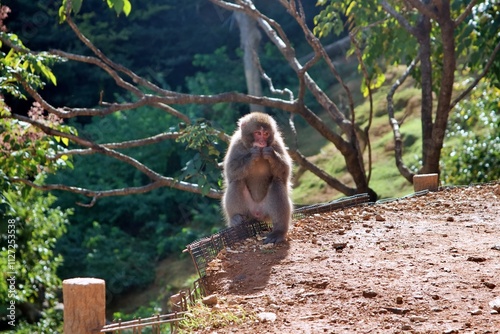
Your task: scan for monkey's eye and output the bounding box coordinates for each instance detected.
[254,130,269,138]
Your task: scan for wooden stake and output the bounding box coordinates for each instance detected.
[63,277,105,334]
[413,173,439,192]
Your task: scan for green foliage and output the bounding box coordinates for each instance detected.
[60,0,131,20]
[184,47,247,128]
[51,106,224,295]
[0,105,75,187]
[0,32,63,98]
[0,177,71,332]
[454,1,500,87]
[176,120,225,195]
[82,221,156,294]
[314,0,499,92]
[442,82,500,184]
[178,300,254,333]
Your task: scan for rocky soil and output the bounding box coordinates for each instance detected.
[197,183,500,333]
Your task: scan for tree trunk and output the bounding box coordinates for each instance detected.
[234,12,264,112]
[415,13,433,169]
[420,2,456,175]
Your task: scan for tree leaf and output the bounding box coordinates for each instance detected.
[72,0,83,13]
[123,0,132,16]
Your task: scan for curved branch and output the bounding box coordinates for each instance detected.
[11,177,223,204]
[289,150,356,196]
[386,55,420,182]
[293,0,356,118]
[64,7,167,97]
[381,0,418,37]
[49,50,143,97]
[349,33,371,182]
[403,0,439,21]
[454,0,479,27]
[50,132,183,160]
[9,113,165,182]
[450,40,500,110]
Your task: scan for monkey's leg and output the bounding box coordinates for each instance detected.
[223,181,251,227]
[263,180,292,244]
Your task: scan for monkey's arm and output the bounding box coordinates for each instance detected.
[262,144,292,181]
[224,144,261,182]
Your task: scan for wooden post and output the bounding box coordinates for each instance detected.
[63,277,105,334]
[413,173,439,192]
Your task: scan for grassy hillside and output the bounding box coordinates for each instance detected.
[292,66,426,204]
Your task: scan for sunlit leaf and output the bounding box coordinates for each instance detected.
[123,0,132,16]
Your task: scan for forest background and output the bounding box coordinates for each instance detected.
[0,0,498,332]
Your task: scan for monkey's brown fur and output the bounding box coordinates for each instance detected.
[222,112,293,244]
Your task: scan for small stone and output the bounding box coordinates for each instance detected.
[409,315,428,322]
[383,307,409,315]
[483,282,496,289]
[467,256,487,262]
[446,216,454,222]
[470,308,482,315]
[431,307,443,312]
[491,245,500,251]
[375,214,386,221]
[401,324,412,330]
[396,296,403,304]
[257,312,277,323]
[489,297,500,311]
[202,294,218,306]
[363,290,378,298]
[269,303,280,310]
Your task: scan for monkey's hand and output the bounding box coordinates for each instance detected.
[261,146,275,160]
[250,146,262,161]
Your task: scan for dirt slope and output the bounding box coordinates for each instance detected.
[201,183,500,333]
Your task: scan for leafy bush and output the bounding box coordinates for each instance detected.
[442,83,500,184]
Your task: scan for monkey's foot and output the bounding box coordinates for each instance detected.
[263,230,287,244]
[229,214,247,226]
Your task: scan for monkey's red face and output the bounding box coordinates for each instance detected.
[253,127,270,148]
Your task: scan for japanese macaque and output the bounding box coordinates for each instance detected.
[222,112,293,244]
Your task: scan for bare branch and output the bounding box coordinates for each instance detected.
[349,33,371,181]
[253,50,294,102]
[50,50,143,97]
[64,7,167,96]
[152,102,191,124]
[50,132,183,160]
[288,150,356,196]
[5,112,224,199]
[292,0,356,116]
[450,40,500,110]
[403,0,439,21]
[386,55,420,182]
[299,36,351,64]
[381,0,418,36]
[11,177,223,203]
[454,0,479,27]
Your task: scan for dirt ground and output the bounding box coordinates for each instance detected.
[200,183,500,333]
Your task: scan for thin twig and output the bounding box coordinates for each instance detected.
[450,40,500,110]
